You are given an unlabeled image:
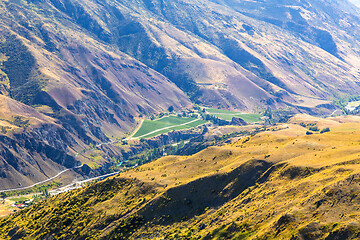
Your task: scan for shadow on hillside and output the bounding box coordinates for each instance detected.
[139,159,273,224]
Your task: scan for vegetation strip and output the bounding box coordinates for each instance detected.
[205,108,263,122]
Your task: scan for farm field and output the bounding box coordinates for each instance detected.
[133,116,207,139]
[205,108,263,122]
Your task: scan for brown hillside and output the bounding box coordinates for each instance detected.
[2,115,360,239]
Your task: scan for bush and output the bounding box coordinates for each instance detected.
[309,126,319,132]
[320,128,330,134]
[306,131,313,135]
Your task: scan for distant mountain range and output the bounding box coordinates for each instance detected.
[0,0,360,187]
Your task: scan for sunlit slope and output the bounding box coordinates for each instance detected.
[2,0,359,113]
[2,116,360,239]
[0,0,191,138]
[88,0,360,111]
[0,0,360,190]
[0,0,192,188]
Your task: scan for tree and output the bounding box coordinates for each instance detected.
[320,128,330,134]
[168,106,174,112]
[43,189,50,197]
[0,192,6,200]
[309,126,319,132]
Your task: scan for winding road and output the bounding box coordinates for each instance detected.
[0,165,84,193]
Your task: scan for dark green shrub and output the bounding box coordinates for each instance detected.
[320,128,330,134]
[309,126,319,132]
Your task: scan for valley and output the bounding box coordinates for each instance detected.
[0,108,265,201]
[2,115,360,239]
[0,0,359,190]
[0,0,360,239]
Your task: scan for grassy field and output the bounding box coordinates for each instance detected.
[205,108,263,122]
[0,199,16,218]
[133,116,207,139]
[10,197,29,202]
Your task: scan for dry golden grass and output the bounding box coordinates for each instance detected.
[115,116,360,190]
[0,200,17,218]
[116,115,360,239]
[3,115,360,239]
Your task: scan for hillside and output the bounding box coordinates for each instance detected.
[0,0,193,188]
[2,0,360,115]
[89,0,360,111]
[1,115,360,239]
[0,94,85,190]
[0,0,360,203]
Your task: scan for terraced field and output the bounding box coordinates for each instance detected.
[205,108,263,122]
[133,116,207,139]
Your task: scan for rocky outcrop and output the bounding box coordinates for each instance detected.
[0,126,81,190]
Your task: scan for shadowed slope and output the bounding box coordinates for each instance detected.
[3,116,360,239]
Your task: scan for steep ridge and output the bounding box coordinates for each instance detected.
[74,0,360,111]
[0,94,86,189]
[0,0,192,187]
[211,0,360,60]
[3,116,360,239]
[2,0,360,114]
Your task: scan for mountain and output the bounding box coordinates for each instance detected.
[2,115,360,239]
[0,0,360,192]
[2,0,360,115]
[0,0,192,188]
[51,0,360,112]
[2,0,360,238]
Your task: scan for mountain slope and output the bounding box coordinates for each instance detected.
[0,0,360,191]
[2,115,360,239]
[77,0,360,111]
[0,1,191,136]
[0,94,81,190]
[3,0,360,114]
[0,0,192,188]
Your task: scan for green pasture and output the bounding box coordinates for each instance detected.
[205,108,263,122]
[133,116,207,139]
